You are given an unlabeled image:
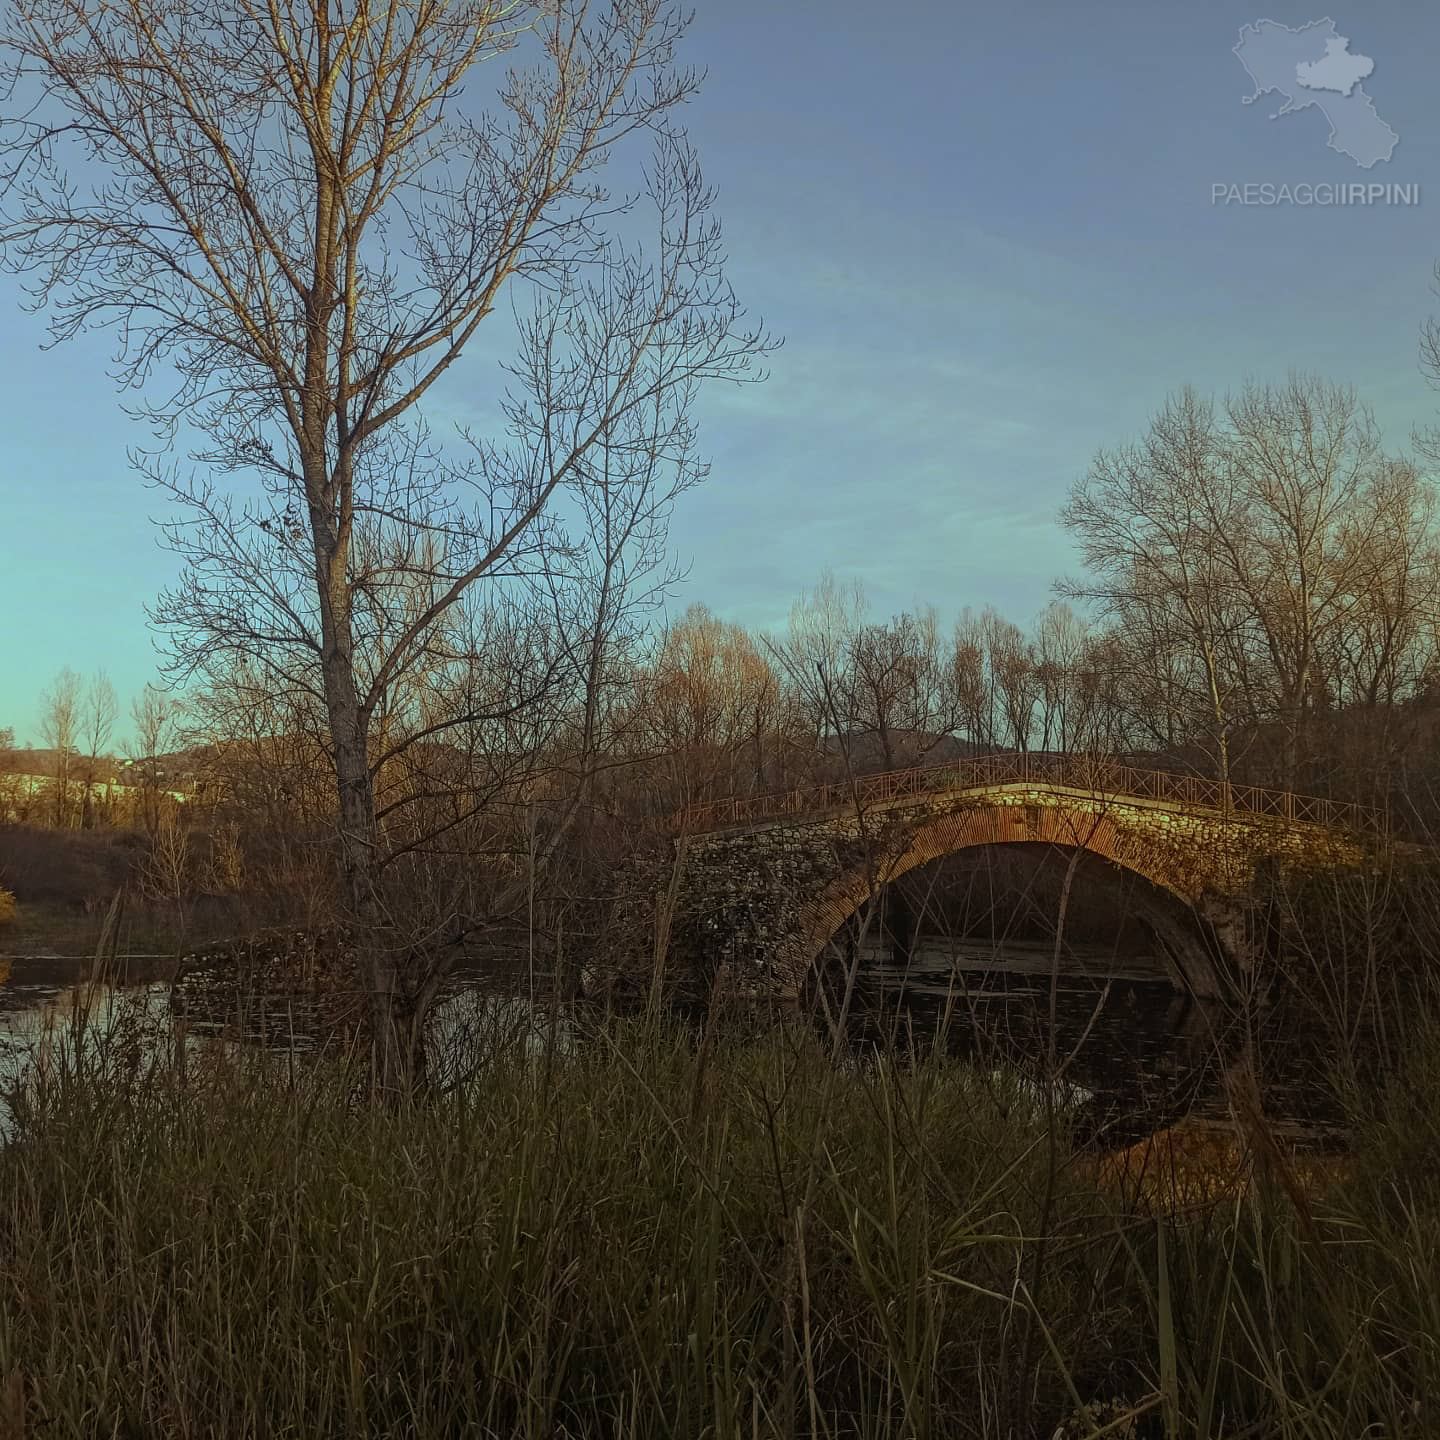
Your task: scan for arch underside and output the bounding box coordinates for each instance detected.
[779,801,1233,997]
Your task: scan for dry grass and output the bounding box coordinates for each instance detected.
[1088,1121,1352,1216]
[0,995,1436,1438]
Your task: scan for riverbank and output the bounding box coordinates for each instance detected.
[1,1001,1436,1438]
[0,897,245,963]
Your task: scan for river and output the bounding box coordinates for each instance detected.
[0,949,1343,1147]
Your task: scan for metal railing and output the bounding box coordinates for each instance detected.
[672,751,1384,836]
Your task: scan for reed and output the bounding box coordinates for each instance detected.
[0,996,1436,1438]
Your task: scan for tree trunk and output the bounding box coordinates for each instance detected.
[311,480,421,1099]
[322,649,412,1095]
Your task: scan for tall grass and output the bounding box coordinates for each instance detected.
[0,997,1437,1438]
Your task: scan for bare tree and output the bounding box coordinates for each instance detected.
[1066,626,1139,754]
[1032,602,1090,753]
[947,607,1040,754]
[643,604,785,808]
[769,571,867,758]
[38,666,80,826]
[0,724,19,824]
[128,685,177,839]
[1223,377,1388,786]
[983,610,1039,752]
[2,0,769,1089]
[951,609,996,751]
[1329,459,1437,710]
[78,670,118,827]
[846,608,959,770]
[1062,388,1251,784]
[185,663,341,926]
[1064,378,1432,792]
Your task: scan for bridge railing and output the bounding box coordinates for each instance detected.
[672,751,1385,836]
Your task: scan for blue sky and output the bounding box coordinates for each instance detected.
[3,1,1438,742]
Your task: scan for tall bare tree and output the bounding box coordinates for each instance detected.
[1064,378,1430,791]
[0,724,19,824]
[2,0,768,1088]
[1223,377,1387,785]
[1328,459,1437,710]
[948,607,1040,754]
[1062,388,1251,784]
[846,608,958,770]
[128,684,177,839]
[951,609,996,751]
[1032,601,1090,753]
[769,571,867,756]
[644,604,784,807]
[78,669,118,827]
[38,666,80,826]
[983,610,1039,752]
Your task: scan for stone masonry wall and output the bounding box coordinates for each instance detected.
[588,783,1370,1007]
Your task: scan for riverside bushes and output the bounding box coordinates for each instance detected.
[0,1002,1437,1438]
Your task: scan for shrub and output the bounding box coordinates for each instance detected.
[0,885,16,928]
[0,823,138,909]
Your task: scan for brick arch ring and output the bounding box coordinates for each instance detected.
[771,801,1216,996]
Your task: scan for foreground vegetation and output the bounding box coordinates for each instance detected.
[1,998,1436,1439]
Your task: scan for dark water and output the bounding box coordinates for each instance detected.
[841,952,1346,1146]
[0,952,554,1131]
[1,949,1343,1147]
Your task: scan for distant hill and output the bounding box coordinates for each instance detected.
[0,745,210,788]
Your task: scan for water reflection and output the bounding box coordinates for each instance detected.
[2,948,1339,1147]
[0,953,565,1133]
[840,951,1342,1146]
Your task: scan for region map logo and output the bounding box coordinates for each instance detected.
[1213,17,1415,207]
[1234,17,1396,168]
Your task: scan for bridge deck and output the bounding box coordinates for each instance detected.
[675,752,1382,837]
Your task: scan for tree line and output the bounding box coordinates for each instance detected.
[0,670,185,834]
[7,369,1440,1080]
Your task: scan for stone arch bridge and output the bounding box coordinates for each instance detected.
[596,753,1382,1006]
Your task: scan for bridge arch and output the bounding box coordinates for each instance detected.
[589,759,1374,1012]
[778,797,1232,998]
